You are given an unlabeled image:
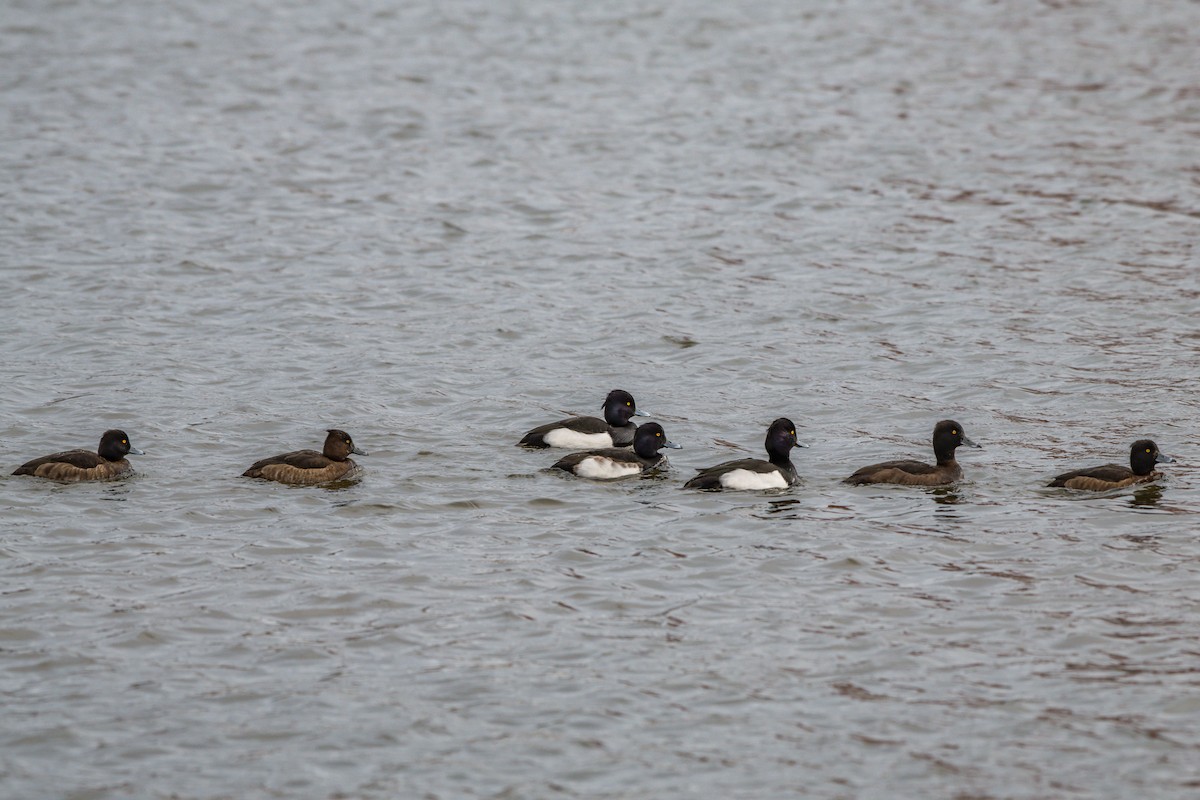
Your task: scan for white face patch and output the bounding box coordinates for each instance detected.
[543,428,613,449]
[575,456,642,480]
[719,468,788,491]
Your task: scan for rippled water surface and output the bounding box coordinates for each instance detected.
[4,1,1200,797]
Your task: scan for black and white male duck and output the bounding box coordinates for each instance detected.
[552,422,680,480]
[519,389,649,449]
[684,418,804,491]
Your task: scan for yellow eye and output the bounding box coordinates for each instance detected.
[1146,448,1152,453]
[122,439,128,444]
[951,430,958,435]
[656,432,662,437]
[626,401,632,406]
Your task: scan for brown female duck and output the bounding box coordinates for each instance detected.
[13,429,144,482]
[242,429,367,485]
[845,420,980,487]
[1048,439,1173,491]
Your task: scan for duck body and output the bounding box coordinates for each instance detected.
[553,422,680,480]
[520,415,632,449]
[519,389,648,449]
[243,429,366,485]
[685,418,802,491]
[845,419,979,487]
[13,429,144,482]
[844,458,961,487]
[1048,439,1172,491]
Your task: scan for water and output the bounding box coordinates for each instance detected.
[3,0,1200,797]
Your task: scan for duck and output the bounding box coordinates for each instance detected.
[684,417,804,491]
[552,422,680,479]
[1048,439,1173,491]
[519,389,649,448]
[242,429,367,485]
[12,429,145,482]
[844,419,980,486]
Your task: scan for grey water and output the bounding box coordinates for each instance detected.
[3,0,1200,797]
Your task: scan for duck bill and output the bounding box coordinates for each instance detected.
[634,410,651,417]
[128,447,146,456]
[351,446,368,456]
[962,435,981,449]
[662,440,683,450]
[1156,452,1175,464]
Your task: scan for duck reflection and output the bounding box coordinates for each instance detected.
[763,498,803,516]
[1128,484,1163,508]
[930,486,961,505]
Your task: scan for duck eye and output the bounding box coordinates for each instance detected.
[626,401,632,406]
[1146,448,1152,453]
[951,429,958,435]
[122,439,128,444]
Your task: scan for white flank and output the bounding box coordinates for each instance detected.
[544,428,613,449]
[575,456,641,480]
[719,469,788,491]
